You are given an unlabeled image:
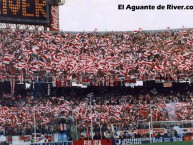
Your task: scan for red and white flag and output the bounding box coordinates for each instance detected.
[166,40,173,45]
[3,54,12,64]
[56,77,61,87]
[105,77,109,86]
[60,123,66,131]
[133,30,139,33]
[181,30,187,35]
[10,77,15,96]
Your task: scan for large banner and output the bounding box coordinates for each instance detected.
[135,128,165,135]
[49,5,59,31]
[114,138,150,145]
[31,141,72,145]
[73,139,113,145]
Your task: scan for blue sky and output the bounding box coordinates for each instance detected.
[59,0,193,31]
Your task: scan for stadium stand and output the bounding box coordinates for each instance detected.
[0,29,192,83]
[0,28,192,143]
[0,87,192,137]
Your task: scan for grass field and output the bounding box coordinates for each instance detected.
[139,141,193,145]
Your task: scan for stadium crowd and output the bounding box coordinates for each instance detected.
[0,90,192,136]
[0,28,192,138]
[0,28,192,84]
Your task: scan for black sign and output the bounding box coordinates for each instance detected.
[114,136,183,145]
[115,138,150,145]
[0,0,49,24]
[152,136,183,143]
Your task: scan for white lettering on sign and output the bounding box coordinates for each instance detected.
[84,140,92,145]
[51,5,59,31]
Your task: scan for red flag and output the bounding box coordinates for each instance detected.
[105,76,109,86]
[56,77,61,87]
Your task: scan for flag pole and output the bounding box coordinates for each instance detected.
[149,122,152,143]
[99,122,102,140]
[33,81,36,143]
[149,104,153,143]
[89,93,93,140]
[76,120,78,140]
[34,105,36,143]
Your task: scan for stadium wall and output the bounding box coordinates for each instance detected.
[5,136,193,145]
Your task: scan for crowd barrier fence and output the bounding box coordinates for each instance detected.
[6,136,193,145]
[31,141,73,145]
[114,138,150,145]
[72,136,192,145]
